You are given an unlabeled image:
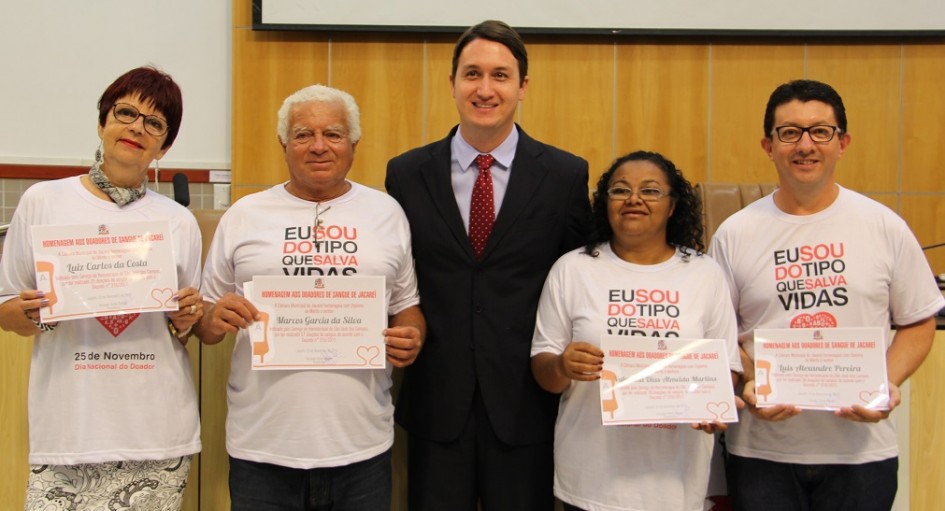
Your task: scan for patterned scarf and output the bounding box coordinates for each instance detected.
[89,147,147,207]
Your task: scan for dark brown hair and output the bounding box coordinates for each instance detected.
[452,20,528,85]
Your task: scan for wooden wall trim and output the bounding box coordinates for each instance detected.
[0,164,211,183]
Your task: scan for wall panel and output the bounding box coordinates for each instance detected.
[199,335,236,511]
[902,43,945,194]
[523,39,616,179]
[232,28,330,188]
[424,39,463,146]
[902,196,945,275]
[868,193,900,212]
[0,335,30,508]
[807,43,901,193]
[332,36,426,186]
[616,42,710,183]
[910,331,945,511]
[709,43,805,183]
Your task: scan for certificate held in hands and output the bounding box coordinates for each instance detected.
[753,327,890,411]
[248,275,386,370]
[31,220,178,322]
[599,336,738,425]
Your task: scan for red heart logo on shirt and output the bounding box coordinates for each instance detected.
[95,313,141,337]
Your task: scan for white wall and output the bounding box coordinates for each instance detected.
[0,1,230,169]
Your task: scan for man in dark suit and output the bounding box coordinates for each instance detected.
[385,19,592,511]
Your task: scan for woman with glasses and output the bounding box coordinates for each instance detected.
[530,150,741,510]
[0,66,203,509]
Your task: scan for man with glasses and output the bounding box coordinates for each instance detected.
[709,79,944,510]
[385,19,591,511]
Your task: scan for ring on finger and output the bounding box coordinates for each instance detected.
[189,304,197,315]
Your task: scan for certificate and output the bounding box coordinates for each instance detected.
[599,336,738,425]
[753,327,889,411]
[248,275,386,370]
[31,221,178,322]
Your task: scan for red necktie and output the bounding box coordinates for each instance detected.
[469,154,495,259]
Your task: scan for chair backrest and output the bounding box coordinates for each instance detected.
[696,183,776,248]
[191,208,226,263]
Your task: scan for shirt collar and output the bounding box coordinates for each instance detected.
[452,126,519,173]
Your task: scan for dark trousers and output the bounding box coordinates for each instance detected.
[727,454,898,511]
[229,449,392,511]
[406,389,555,511]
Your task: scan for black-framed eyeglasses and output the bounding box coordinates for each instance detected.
[112,103,169,136]
[606,186,668,202]
[772,125,841,143]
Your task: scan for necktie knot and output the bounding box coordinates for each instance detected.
[475,153,495,172]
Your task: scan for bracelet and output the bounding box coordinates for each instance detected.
[168,320,193,340]
[24,310,57,332]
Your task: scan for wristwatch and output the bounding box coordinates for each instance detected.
[167,319,193,341]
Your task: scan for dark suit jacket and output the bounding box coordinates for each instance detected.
[385,126,591,446]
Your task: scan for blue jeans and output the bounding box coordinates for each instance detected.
[726,454,898,511]
[229,450,392,511]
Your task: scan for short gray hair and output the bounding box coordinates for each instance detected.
[276,84,362,145]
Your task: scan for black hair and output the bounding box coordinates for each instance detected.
[763,79,847,137]
[585,150,704,257]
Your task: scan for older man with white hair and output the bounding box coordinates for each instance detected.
[196,84,425,511]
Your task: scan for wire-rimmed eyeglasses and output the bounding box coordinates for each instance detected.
[606,186,669,202]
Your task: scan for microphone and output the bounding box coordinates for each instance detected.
[172,173,190,207]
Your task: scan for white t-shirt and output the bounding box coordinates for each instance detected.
[201,181,420,469]
[0,176,202,465]
[531,244,741,511]
[710,185,945,464]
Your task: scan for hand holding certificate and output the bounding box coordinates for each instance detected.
[600,336,738,425]
[247,275,386,370]
[753,327,889,411]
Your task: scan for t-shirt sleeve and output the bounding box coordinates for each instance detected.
[0,189,42,303]
[888,219,945,325]
[531,257,572,357]
[387,212,420,316]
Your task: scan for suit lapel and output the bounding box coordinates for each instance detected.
[418,129,478,259]
[480,128,547,260]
